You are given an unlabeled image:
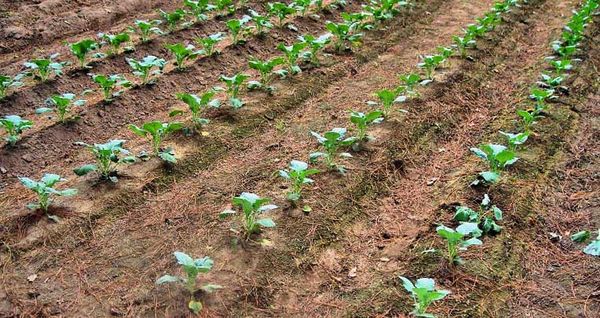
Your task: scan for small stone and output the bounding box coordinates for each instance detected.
[22,154,33,163]
[348,267,357,278]
[27,274,37,282]
[0,167,6,174]
[379,257,390,262]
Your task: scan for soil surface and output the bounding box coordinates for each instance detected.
[0,0,598,317]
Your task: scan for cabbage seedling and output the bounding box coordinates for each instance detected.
[370,89,406,117]
[311,0,324,11]
[326,21,363,52]
[248,10,273,35]
[19,173,77,220]
[129,121,183,163]
[171,92,220,129]
[183,0,216,22]
[23,54,67,82]
[398,277,450,317]
[160,9,188,31]
[436,223,482,265]
[417,54,445,80]
[219,192,278,239]
[452,34,475,58]
[341,12,373,32]
[98,32,131,56]
[0,115,33,146]
[548,58,573,76]
[248,56,285,92]
[293,0,311,15]
[36,93,86,123]
[213,0,235,16]
[298,33,331,65]
[470,144,518,184]
[74,140,136,182]
[537,73,564,88]
[517,109,541,133]
[277,41,307,74]
[454,194,503,235]
[217,73,249,108]
[476,11,501,31]
[226,16,251,45]
[166,43,203,70]
[499,131,529,150]
[126,55,166,85]
[464,23,486,39]
[529,88,554,112]
[397,73,424,98]
[0,74,24,100]
[310,128,357,173]
[268,2,296,27]
[279,160,319,202]
[129,20,164,43]
[91,74,132,102]
[350,110,383,141]
[156,252,222,314]
[363,0,404,21]
[69,39,101,68]
[196,33,225,56]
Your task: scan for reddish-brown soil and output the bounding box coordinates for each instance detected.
[0,0,598,317]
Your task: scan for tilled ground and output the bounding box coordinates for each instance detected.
[0,0,598,317]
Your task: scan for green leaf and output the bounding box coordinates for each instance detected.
[74,164,97,176]
[257,218,276,228]
[583,237,600,256]
[571,230,590,243]
[480,171,500,183]
[399,276,415,292]
[156,275,182,284]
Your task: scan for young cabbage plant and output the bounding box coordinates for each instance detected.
[470,144,518,184]
[74,140,136,182]
[91,74,132,102]
[268,2,296,27]
[98,32,131,56]
[310,128,357,173]
[341,12,373,32]
[328,0,348,10]
[298,33,331,65]
[326,21,363,52]
[196,33,225,56]
[183,0,216,22]
[290,0,309,16]
[19,173,77,221]
[23,54,67,82]
[452,34,476,58]
[166,43,203,70]
[397,73,424,98]
[399,277,450,318]
[171,92,220,129]
[226,16,252,45]
[219,192,278,239]
[454,194,503,236]
[537,72,565,88]
[160,9,188,31]
[417,54,446,80]
[436,223,482,265]
[248,56,285,92]
[0,74,24,100]
[350,110,383,141]
[548,58,573,76]
[551,40,578,58]
[311,0,324,11]
[36,93,86,123]
[213,0,235,16]
[0,115,33,146]
[69,39,102,68]
[129,121,183,163]
[277,41,307,75]
[464,23,486,39]
[369,88,406,117]
[156,252,222,314]
[248,10,274,35]
[517,109,542,133]
[477,11,501,31]
[129,20,164,43]
[529,88,555,112]
[279,160,319,202]
[126,55,166,85]
[499,131,529,150]
[363,0,404,22]
[217,73,250,108]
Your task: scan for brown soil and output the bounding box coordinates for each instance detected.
[0,0,598,317]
